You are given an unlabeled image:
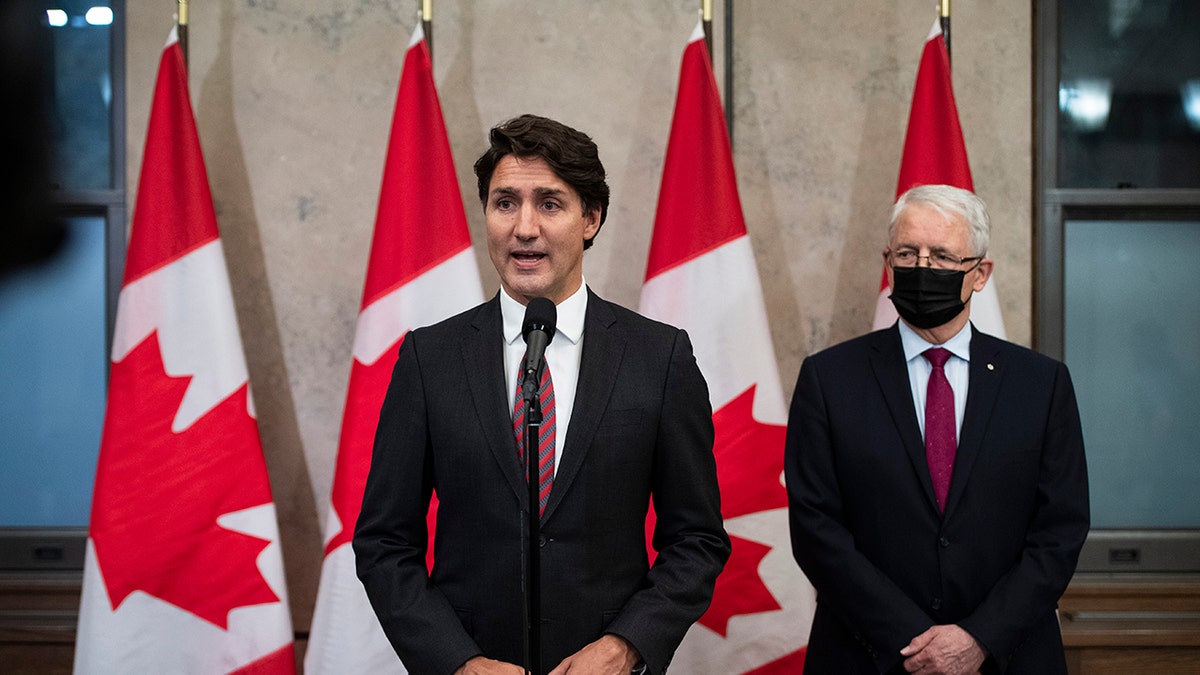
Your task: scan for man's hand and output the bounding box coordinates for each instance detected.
[453,656,525,675]
[899,624,987,675]
[547,634,641,675]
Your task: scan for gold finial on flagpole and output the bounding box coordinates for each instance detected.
[701,0,713,65]
[940,0,952,67]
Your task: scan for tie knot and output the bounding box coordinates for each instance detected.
[923,347,952,369]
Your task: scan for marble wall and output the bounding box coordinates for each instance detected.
[125,0,1031,635]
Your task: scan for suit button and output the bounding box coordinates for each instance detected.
[538,535,547,548]
[939,537,950,548]
[931,597,942,610]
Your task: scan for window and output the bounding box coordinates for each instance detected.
[1064,218,1200,529]
[1057,0,1200,188]
[0,0,124,570]
[1036,0,1200,572]
[0,216,108,528]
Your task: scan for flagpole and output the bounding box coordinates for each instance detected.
[177,0,189,71]
[940,0,951,67]
[700,0,735,147]
[724,0,734,148]
[422,0,433,66]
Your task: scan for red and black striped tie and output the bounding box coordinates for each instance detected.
[513,358,555,516]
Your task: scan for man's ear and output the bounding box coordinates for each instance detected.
[583,207,602,240]
[971,258,994,292]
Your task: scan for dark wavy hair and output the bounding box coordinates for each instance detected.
[474,114,610,250]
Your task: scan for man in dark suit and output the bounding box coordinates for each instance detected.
[785,184,1089,674]
[355,114,730,675]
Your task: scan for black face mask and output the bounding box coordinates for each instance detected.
[889,265,969,329]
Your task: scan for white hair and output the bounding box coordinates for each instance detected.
[889,184,990,257]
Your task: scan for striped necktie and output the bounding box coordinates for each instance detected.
[513,358,555,516]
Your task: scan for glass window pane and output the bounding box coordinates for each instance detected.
[1064,219,1200,528]
[42,1,113,190]
[0,216,108,526]
[1058,0,1200,188]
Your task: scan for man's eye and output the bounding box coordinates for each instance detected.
[541,201,561,212]
[933,252,956,264]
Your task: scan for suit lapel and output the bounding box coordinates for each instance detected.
[943,327,1005,516]
[870,325,941,513]
[541,290,622,522]
[463,294,529,510]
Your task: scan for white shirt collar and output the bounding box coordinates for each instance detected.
[500,281,588,347]
[898,319,972,364]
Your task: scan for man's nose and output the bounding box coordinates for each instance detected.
[514,205,539,238]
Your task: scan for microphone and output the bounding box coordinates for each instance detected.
[521,297,557,391]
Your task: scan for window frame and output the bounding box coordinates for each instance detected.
[1034,0,1200,573]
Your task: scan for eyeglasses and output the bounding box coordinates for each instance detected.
[888,249,982,271]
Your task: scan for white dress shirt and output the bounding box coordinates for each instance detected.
[899,320,972,441]
[500,282,588,476]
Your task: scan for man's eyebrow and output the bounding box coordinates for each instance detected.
[488,186,567,196]
[532,187,567,198]
[892,242,955,254]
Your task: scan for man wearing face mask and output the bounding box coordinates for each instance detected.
[784,184,1089,675]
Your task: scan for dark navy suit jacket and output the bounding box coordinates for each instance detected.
[786,324,1089,674]
[355,290,730,675]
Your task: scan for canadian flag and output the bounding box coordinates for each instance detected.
[304,24,483,675]
[639,22,816,674]
[872,20,1006,337]
[74,29,295,673]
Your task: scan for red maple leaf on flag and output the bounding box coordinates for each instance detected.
[712,386,788,519]
[701,533,777,636]
[326,337,439,572]
[325,343,401,557]
[91,332,280,629]
[695,385,788,635]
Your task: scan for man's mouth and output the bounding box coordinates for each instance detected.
[512,251,546,264]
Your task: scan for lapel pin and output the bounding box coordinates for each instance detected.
[987,363,995,371]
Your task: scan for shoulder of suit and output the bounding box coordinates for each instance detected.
[588,292,683,338]
[970,328,1067,372]
[974,326,1060,360]
[805,326,894,364]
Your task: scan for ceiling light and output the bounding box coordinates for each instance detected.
[85,6,113,26]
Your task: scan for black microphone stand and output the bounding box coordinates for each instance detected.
[522,361,544,675]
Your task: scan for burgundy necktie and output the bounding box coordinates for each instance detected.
[923,347,956,512]
[513,358,555,516]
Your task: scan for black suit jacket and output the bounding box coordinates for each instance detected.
[354,290,730,675]
[785,324,1089,674]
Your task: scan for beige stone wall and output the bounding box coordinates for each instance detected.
[125,0,1031,635]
